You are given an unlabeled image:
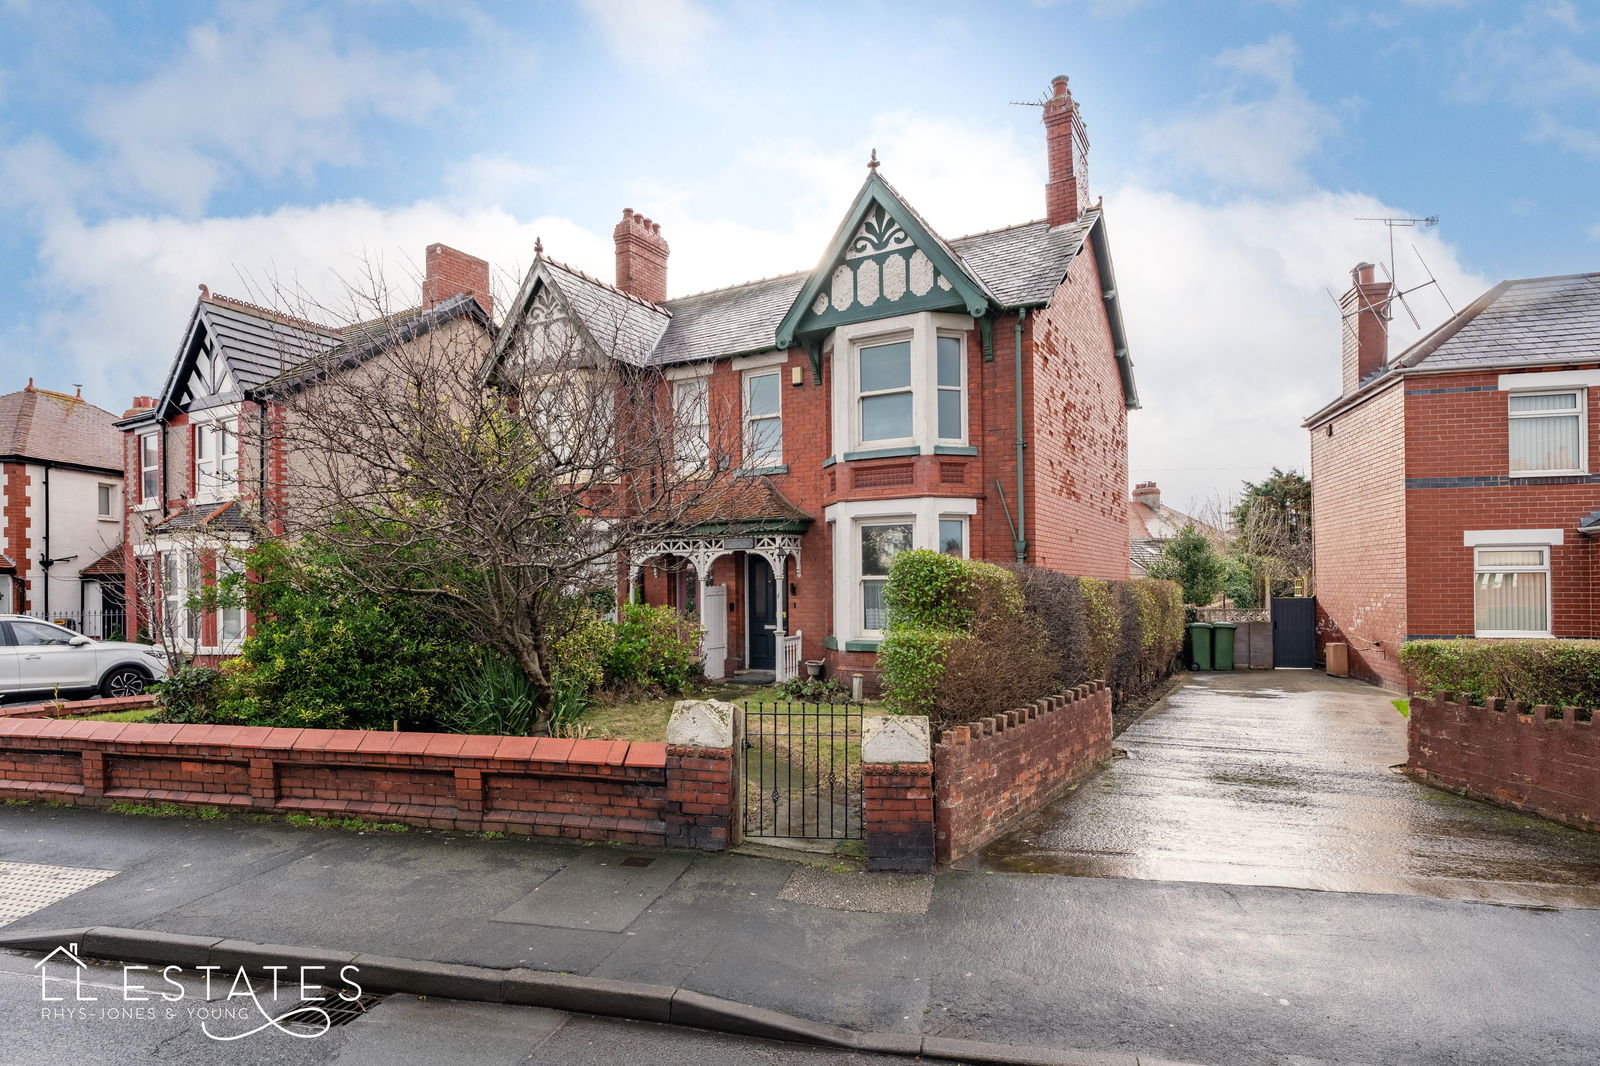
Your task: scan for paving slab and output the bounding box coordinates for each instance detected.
[492,848,693,932]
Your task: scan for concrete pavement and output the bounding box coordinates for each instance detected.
[973,670,1600,907]
[2,797,1599,1065]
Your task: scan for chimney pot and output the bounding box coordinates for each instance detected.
[1052,74,1069,97]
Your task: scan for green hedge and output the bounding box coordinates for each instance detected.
[878,552,1185,727]
[1400,639,1600,709]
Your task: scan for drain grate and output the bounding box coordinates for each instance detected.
[286,989,387,1029]
[619,857,655,868]
[0,862,118,927]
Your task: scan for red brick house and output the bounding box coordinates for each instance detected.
[1306,264,1600,689]
[115,245,493,659]
[487,76,1139,688]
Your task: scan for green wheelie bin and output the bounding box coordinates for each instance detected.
[1211,622,1237,671]
[1187,622,1214,671]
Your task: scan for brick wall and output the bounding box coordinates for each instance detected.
[862,761,935,872]
[1026,242,1130,580]
[0,695,158,720]
[3,460,32,611]
[1310,381,1408,688]
[1409,693,1599,832]
[1403,369,1600,641]
[0,718,731,846]
[933,682,1112,863]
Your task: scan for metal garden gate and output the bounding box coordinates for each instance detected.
[1271,596,1316,669]
[742,701,863,840]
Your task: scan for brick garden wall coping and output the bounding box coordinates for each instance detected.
[0,694,159,720]
[1408,692,1599,832]
[0,717,697,845]
[933,682,1113,863]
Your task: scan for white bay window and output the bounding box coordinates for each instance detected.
[831,312,971,458]
[826,497,978,642]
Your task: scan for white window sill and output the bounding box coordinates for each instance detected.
[1507,469,1586,478]
[97,516,118,523]
[1474,631,1552,639]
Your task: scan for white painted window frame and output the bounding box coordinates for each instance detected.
[671,375,710,476]
[742,366,783,469]
[96,482,117,521]
[137,430,160,508]
[829,311,974,458]
[1503,386,1586,478]
[824,496,979,643]
[192,409,241,502]
[1472,544,1552,639]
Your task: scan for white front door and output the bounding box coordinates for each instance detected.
[700,584,728,680]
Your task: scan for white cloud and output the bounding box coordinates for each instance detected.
[1450,2,1600,156]
[574,0,715,72]
[442,153,548,207]
[1111,184,1490,513]
[83,4,451,214]
[1142,35,1339,191]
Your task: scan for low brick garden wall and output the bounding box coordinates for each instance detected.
[1409,693,1599,832]
[0,695,159,720]
[933,682,1113,863]
[0,717,738,846]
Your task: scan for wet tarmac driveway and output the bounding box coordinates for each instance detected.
[973,670,1600,907]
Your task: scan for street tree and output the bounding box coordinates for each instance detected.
[1148,523,1225,607]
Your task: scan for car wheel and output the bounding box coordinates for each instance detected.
[100,667,151,699]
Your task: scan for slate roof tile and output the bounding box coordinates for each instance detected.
[0,386,123,470]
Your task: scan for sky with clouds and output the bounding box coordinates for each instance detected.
[2,0,1597,513]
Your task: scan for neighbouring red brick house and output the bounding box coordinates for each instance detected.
[115,245,493,660]
[1306,264,1600,690]
[485,75,1139,690]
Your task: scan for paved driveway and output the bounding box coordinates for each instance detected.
[972,669,1600,907]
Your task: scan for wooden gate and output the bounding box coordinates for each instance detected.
[700,584,727,679]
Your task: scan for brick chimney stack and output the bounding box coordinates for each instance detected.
[1132,481,1161,510]
[1340,262,1393,393]
[1043,74,1091,227]
[123,395,156,418]
[613,208,669,304]
[422,243,492,317]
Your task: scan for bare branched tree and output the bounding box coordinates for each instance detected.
[260,269,747,732]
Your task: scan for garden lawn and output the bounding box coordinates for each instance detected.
[79,708,161,723]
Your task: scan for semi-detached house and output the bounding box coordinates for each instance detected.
[486,75,1139,691]
[1307,264,1600,690]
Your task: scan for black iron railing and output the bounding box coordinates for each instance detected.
[743,701,863,840]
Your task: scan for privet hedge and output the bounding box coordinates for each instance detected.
[878,551,1184,728]
[1400,639,1600,710]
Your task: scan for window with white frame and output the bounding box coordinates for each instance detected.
[939,516,967,557]
[97,483,115,520]
[1508,390,1585,475]
[673,377,709,474]
[194,419,239,498]
[936,335,965,441]
[162,551,200,643]
[1474,546,1550,636]
[743,369,783,468]
[138,431,160,505]
[858,339,914,445]
[859,520,913,633]
[217,555,245,645]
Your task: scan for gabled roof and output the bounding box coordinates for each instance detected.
[679,476,813,535]
[130,294,343,423]
[0,551,14,572]
[775,171,996,349]
[1305,271,1600,428]
[0,385,122,471]
[488,258,671,375]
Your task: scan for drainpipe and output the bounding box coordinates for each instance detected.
[40,465,50,616]
[1012,309,1029,563]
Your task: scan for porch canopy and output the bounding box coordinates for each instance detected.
[630,478,812,681]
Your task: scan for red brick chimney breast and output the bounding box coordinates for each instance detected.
[613,208,670,304]
[1043,74,1091,227]
[422,243,492,318]
[1339,261,1393,394]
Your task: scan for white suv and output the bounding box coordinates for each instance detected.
[0,616,168,700]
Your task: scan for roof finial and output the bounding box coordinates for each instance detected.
[198,283,210,299]
[867,148,879,172]
[25,377,34,390]
[534,236,543,256]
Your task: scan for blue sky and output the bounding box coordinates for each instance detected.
[2,0,1597,511]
